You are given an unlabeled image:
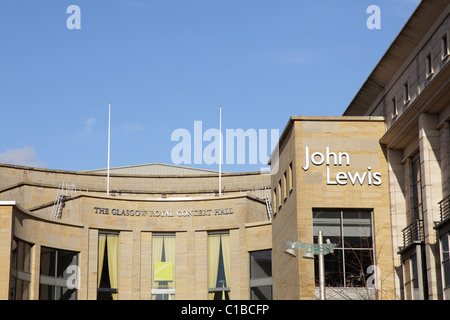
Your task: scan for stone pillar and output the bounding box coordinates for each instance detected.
[140,231,152,300]
[194,231,207,299]
[119,231,133,299]
[29,244,40,300]
[0,205,13,299]
[87,228,98,300]
[418,112,443,299]
[132,230,141,300]
[386,148,406,298]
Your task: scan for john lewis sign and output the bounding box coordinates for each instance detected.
[301,146,382,186]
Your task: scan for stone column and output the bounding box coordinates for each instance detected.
[386,148,406,298]
[418,112,443,299]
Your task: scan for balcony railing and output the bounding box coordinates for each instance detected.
[439,195,450,223]
[402,219,424,248]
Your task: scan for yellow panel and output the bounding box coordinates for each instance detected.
[154,262,173,281]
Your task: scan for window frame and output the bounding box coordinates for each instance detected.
[10,238,33,300]
[208,231,231,300]
[441,32,449,61]
[39,246,79,300]
[392,97,398,118]
[312,208,375,288]
[425,52,433,78]
[97,231,119,300]
[151,233,176,300]
[410,152,423,221]
[440,232,450,300]
[403,81,410,105]
[249,249,273,300]
[288,162,293,192]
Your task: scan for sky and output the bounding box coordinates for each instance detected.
[0,0,421,173]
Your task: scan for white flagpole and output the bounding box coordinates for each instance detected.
[107,101,111,195]
[219,104,222,196]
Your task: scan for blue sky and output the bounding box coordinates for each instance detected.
[0,0,420,173]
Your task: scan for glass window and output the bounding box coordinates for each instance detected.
[208,232,230,300]
[278,180,282,208]
[39,283,77,300]
[313,209,374,288]
[251,286,272,300]
[97,233,119,300]
[392,98,397,117]
[441,233,450,299]
[411,153,423,221]
[152,233,176,300]
[11,238,32,273]
[249,250,272,300]
[426,53,433,77]
[40,247,56,277]
[10,238,33,300]
[10,277,30,300]
[250,250,272,278]
[403,254,420,300]
[313,209,342,246]
[342,210,372,249]
[403,82,410,104]
[272,188,277,215]
[442,33,449,60]
[288,162,293,192]
[39,246,78,300]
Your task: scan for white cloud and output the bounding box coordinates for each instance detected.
[78,117,97,138]
[0,146,46,168]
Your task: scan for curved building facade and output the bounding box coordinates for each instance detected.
[0,164,272,300]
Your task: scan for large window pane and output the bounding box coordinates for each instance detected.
[404,257,411,300]
[441,234,450,291]
[57,250,77,278]
[313,209,342,246]
[443,262,450,294]
[343,210,372,249]
[251,285,272,300]
[39,284,53,300]
[10,238,32,300]
[344,249,373,287]
[97,233,119,300]
[411,153,423,221]
[249,250,272,300]
[313,209,374,288]
[40,247,56,277]
[11,239,32,273]
[39,246,78,300]
[315,249,344,287]
[250,250,272,278]
[152,233,176,300]
[10,277,30,300]
[208,232,230,300]
[403,253,420,300]
[410,255,420,299]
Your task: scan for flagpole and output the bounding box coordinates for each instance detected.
[219,104,222,196]
[107,101,111,195]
